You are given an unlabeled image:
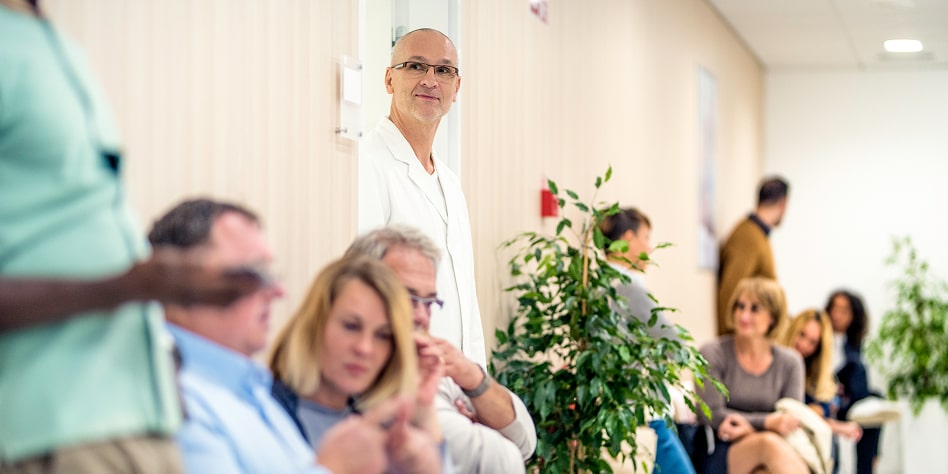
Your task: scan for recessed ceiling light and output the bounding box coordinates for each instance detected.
[884,39,924,53]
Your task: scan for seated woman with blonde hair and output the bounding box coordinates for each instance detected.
[696,277,808,474]
[778,308,862,441]
[268,256,448,473]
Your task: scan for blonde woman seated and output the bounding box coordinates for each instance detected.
[696,277,808,474]
[268,256,448,473]
[778,309,862,442]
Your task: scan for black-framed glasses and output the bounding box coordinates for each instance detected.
[390,61,459,81]
[224,264,279,289]
[409,294,445,312]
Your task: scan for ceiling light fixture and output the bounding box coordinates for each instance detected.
[884,39,924,53]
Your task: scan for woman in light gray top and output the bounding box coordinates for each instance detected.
[599,207,696,474]
[697,277,808,474]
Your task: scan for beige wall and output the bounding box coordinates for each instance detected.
[45,0,361,330]
[462,0,764,349]
[44,0,761,352]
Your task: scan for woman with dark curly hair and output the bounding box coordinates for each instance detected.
[825,290,880,474]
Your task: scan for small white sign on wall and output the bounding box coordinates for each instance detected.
[337,55,363,140]
[342,65,363,105]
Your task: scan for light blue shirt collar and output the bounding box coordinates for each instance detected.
[167,323,272,396]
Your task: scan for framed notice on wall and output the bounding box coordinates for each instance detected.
[698,66,718,271]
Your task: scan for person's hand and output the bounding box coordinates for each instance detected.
[432,337,482,390]
[831,419,863,441]
[718,413,754,442]
[413,333,446,407]
[125,247,262,306]
[317,398,409,474]
[411,333,445,443]
[454,398,479,423]
[764,412,801,436]
[385,401,442,474]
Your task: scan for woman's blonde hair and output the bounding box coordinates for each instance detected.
[727,277,788,338]
[268,256,417,410]
[778,309,837,402]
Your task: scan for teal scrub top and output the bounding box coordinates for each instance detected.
[0,6,180,461]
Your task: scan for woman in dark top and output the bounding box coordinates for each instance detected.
[697,277,808,474]
[826,290,880,474]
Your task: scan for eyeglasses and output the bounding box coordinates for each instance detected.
[409,294,444,312]
[225,264,279,288]
[390,61,460,81]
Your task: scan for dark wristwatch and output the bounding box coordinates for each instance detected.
[461,364,492,398]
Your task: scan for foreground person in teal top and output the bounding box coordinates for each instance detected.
[0,1,259,472]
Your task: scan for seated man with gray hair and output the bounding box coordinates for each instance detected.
[346,225,537,474]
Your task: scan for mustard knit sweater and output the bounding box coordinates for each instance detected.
[716,216,776,335]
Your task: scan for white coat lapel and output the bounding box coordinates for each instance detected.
[380,119,448,224]
[438,166,466,250]
[408,163,448,224]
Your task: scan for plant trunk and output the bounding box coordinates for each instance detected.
[568,438,591,474]
[581,232,590,316]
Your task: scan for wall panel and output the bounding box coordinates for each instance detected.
[45,0,361,334]
[462,0,764,349]
[42,0,762,354]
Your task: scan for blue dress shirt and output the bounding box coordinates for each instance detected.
[168,324,329,474]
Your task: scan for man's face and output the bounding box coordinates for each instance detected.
[198,212,283,356]
[774,197,788,227]
[381,245,438,332]
[385,30,461,124]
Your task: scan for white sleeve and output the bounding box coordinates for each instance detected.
[438,407,526,473]
[496,388,538,461]
[437,380,528,473]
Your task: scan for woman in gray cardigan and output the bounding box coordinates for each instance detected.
[697,277,808,474]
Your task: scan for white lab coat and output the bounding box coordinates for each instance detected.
[358,118,487,366]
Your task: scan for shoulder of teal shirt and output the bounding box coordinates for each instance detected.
[0,7,180,463]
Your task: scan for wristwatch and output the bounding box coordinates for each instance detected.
[461,364,492,398]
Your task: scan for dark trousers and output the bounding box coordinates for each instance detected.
[855,426,881,474]
[690,425,729,474]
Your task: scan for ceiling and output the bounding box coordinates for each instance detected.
[707,0,948,71]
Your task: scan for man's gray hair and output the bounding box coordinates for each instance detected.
[345,225,441,270]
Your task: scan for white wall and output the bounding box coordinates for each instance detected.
[765,69,948,473]
[45,0,362,338]
[765,70,948,330]
[462,0,764,349]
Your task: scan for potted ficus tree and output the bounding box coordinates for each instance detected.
[489,167,723,473]
[865,236,948,473]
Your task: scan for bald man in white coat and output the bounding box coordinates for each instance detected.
[358,28,485,366]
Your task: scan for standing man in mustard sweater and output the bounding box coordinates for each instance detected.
[716,177,789,335]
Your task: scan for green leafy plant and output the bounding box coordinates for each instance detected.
[490,167,724,473]
[866,236,948,415]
